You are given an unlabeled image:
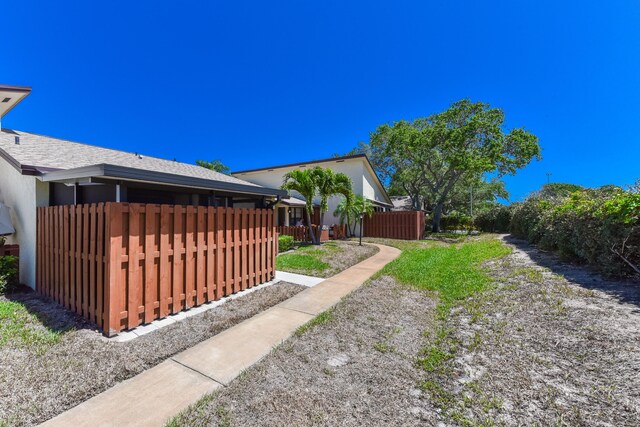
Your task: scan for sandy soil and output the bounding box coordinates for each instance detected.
[0,282,304,427]
[442,236,640,425]
[171,236,640,426]
[169,275,439,427]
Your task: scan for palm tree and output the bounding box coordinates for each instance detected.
[313,167,353,239]
[334,198,355,236]
[333,194,374,237]
[282,169,318,243]
[282,167,353,245]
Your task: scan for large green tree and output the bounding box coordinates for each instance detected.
[195,159,231,175]
[368,99,541,231]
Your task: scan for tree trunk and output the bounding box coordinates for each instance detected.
[305,208,317,244]
[432,202,444,233]
[316,212,325,245]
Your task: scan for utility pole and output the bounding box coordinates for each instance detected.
[470,186,473,217]
[546,172,552,185]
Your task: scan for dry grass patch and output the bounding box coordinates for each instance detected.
[0,282,305,427]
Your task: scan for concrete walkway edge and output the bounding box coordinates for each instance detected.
[40,243,401,427]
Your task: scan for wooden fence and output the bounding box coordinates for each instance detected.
[0,244,19,257]
[363,211,426,240]
[36,203,276,336]
[277,226,308,241]
[277,224,347,242]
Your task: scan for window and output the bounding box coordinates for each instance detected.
[289,207,305,226]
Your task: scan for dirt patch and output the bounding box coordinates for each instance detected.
[0,282,305,427]
[169,276,439,427]
[320,241,379,277]
[440,236,640,425]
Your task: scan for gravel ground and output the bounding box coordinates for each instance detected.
[442,236,640,425]
[169,275,439,427]
[0,282,305,427]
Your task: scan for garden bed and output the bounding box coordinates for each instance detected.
[0,282,305,426]
[276,241,378,278]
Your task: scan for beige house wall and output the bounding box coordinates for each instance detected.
[233,157,389,232]
[0,158,49,288]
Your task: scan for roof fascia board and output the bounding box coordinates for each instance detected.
[41,164,288,197]
[231,154,369,175]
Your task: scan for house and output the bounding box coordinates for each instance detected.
[231,154,393,233]
[391,195,415,211]
[0,84,286,291]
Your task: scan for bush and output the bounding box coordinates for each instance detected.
[278,235,294,253]
[473,205,512,233]
[440,211,474,231]
[509,185,640,278]
[0,255,18,294]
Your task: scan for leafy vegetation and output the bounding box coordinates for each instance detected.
[381,238,511,311]
[0,256,18,294]
[277,235,294,253]
[276,253,329,273]
[359,99,540,231]
[0,299,61,349]
[376,237,511,418]
[295,309,334,336]
[510,182,640,277]
[333,195,374,236]
[473,203,512,233]
[195,159,231,174]
[282,167,353,244]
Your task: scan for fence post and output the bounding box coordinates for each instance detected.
[104,202,123,337]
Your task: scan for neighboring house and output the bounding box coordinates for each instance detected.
[232,154,393,233]
[391,196,415,211]
[0,85,286,289]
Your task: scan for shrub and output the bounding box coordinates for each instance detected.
[0,255,18,294]
[473,204,512,233]
[278,235,294,253]
[509,185,640,278]
[440,211,474,231]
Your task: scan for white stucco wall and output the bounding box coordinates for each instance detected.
[0,158,48,288]
[233,158,388,233]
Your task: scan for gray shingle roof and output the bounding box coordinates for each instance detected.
[0,129,258,188]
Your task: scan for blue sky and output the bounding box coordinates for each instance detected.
[1,1,639,201]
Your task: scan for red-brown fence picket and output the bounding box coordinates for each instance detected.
[363,211,426,240]
[36,203,277,336]
[277,224,346,242]
[276,226,308,241]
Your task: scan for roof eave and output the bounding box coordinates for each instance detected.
[41,164,288,197]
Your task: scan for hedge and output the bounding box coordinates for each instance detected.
[278,235,294,254]
[0,255,18,294]
[509,186,640,278]
[473,205,512,233]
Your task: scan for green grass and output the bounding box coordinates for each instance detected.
[276,254,329,273]
[376,237,511,419]
[380,239,511,311]
[0,300,61,349]
[296,309,334,336]
[276,242,343,275]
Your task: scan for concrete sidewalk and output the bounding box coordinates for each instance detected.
[40,243,401,427]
